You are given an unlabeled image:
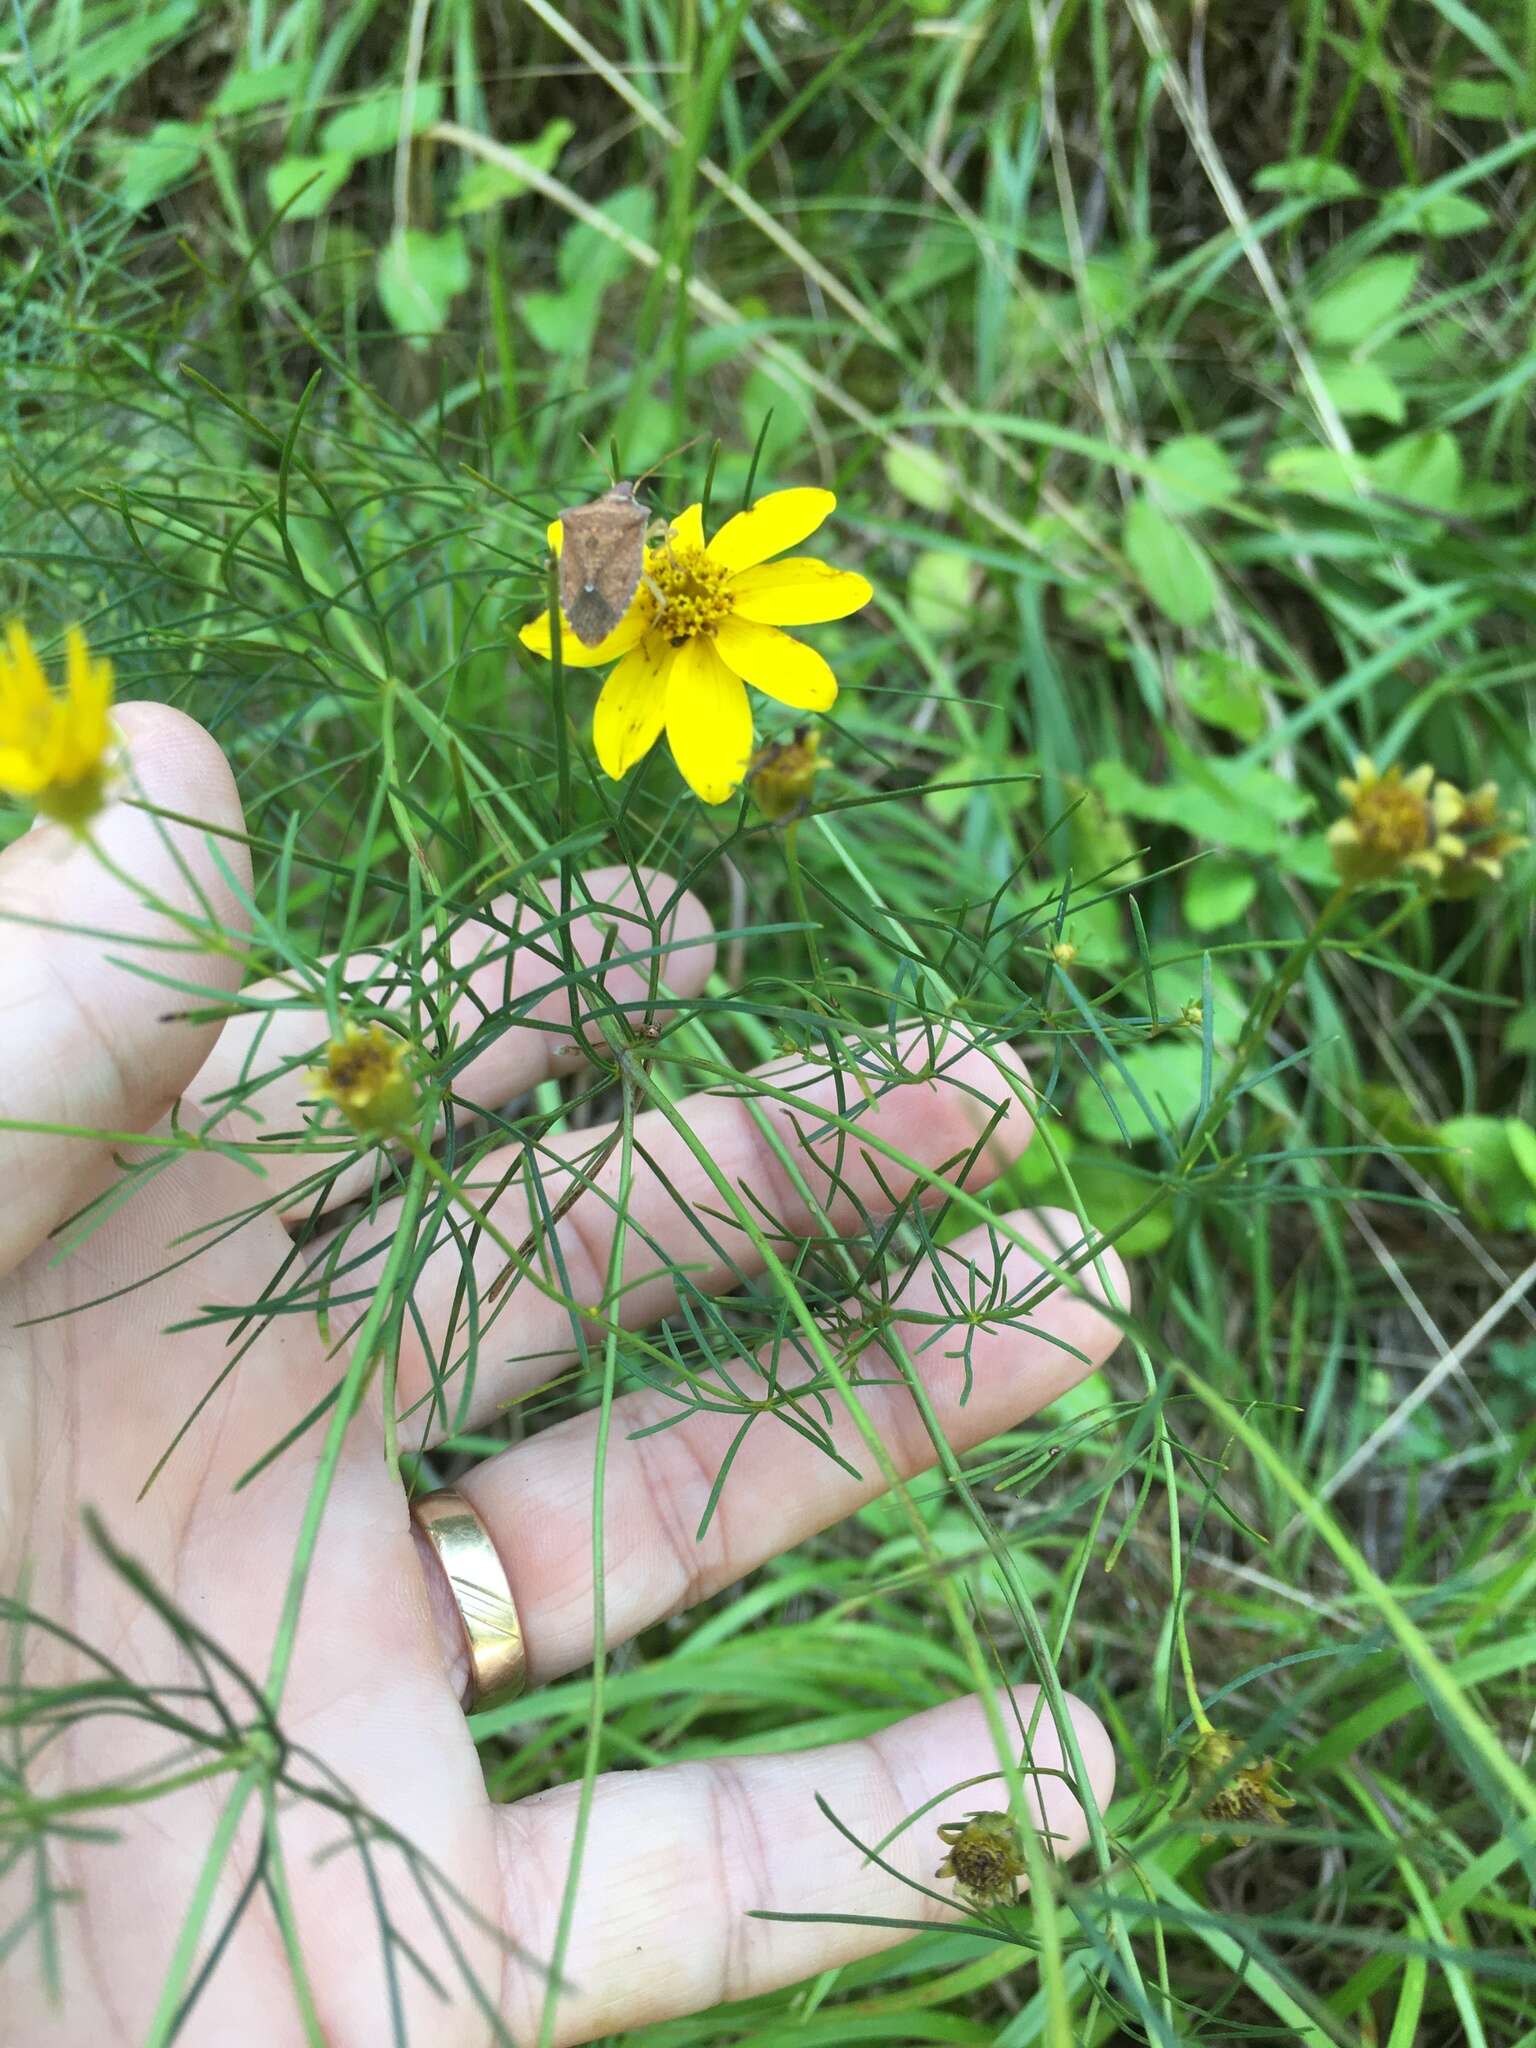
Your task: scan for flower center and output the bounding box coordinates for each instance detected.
[1354,780,1432,858]
[646,541,733,644]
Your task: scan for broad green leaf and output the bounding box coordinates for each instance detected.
[1000,1120,1075,1198]
[449,119,574,214]
[1437,1116,1536,1230]
[68,0,196,94]
[1307,254,1418,347]
[1081,248,1147,329]
[267,153,352,220]
[520,283,600,354]
[115,120,202,213]
[1123,497,1216,626]
[320,83,444,161]
[1390,189,1492,235]
[376,227,470,343]
[1001,1124,1173,1252]
[1172,650,1269,741]
[1091,748,1312,858]
[1149,433,1240,510]
[908,549,974,636]
[1253,157,1364,200]
[1435,78,1516,119]
[1184,856,1258,932]
[1061,1158,1174,1256]
[1066,776,1144,882]
[1508,1120,1536,1194]
[210,62,304,115]
[1368,429,1463,511]
[1461,479,1527,517]
[1265,444,1365,501]
[559,186,655,292]
[1318,359,1406,424]
[1076,1040,1206,1147]
[883,443,954,513]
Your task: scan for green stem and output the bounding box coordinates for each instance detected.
[781,819,827,993]
[536,1075,636,2048]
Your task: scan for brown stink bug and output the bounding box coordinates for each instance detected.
[554,438,703,648]
[556,480,652,648]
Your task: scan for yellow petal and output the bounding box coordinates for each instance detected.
[592,638,671,780]
[667,502,705,553]
[65,629,113,747]
[0,745,49,795]
[714,618,838,711]
[728,557,873,625]
[665,637,753,804]
[707,488,835,574]
[519,602,648,668]
[2,621,50,710]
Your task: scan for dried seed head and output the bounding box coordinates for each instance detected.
[311,1020,418,1137]
[750,726,824,821]
[935,1809,1026,1907]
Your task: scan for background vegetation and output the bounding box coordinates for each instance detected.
[4,0,1536,2041]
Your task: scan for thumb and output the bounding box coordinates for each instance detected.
[0,702,251,1278]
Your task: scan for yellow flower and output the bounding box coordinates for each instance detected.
[935,1810,1026,1908]
[310,1021,418,1137]
[749,724,826,821]
[519,487,872,804]
[0,621,115,829]
[1327,756,1463,888]
[1434,781,1529,897]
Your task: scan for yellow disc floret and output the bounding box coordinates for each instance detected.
[647,542,734,644]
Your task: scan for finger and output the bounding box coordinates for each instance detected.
[495,1685,1115,2044]
[0,703,249,1278]
[382,1024,1035,1435]
[194,865,716,1217]
[449,1210,1125,1685]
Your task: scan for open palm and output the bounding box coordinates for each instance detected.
[3,706,1122,2046]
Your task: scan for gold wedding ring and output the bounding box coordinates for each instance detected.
[411,1489,528,1710]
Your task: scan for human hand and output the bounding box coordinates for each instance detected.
[2,706,1126,2046]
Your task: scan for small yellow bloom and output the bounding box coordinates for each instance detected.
[519,488,872,804]
[310,1021,418,1137]
[935,1810,1026,1908]
[1327,755,1463,888]
[1434,781,1529,897]
[1050,939,1079,967]
[749,724,825,821]
[0,621,115,829]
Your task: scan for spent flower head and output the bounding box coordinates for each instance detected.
[1190,1726,1296,1843]
[520,487,871,804]
[0,621,116,830]
[311,1020,418,1138]
[935,1809,1026,1908]
[749,724,825,821]
[1327,756,1463,889]
[1434,781,1529,897]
